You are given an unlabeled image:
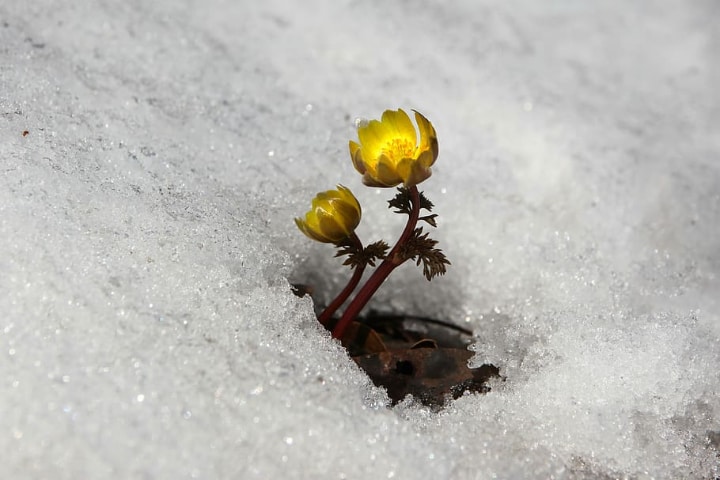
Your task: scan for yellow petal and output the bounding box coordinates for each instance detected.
[405,161,432,187]
[332,201,360,231]
[304,210,323,234]
[394,157,414,184]
[349,141,366,174]
[381,109,417,145]
[296,217,326,243]
[311,191,330,210]
[414,110,439,163]
[361,173,387,188]
[416,149,435,169]
[294,217,306,235]
[336,185,362,217]
[316,212,345,242]
[357,120,388,159]
[375,154,403,187]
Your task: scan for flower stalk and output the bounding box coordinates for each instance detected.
[316,233,365,327]
[331,186,422,339]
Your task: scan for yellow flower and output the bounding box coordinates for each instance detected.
[349,109,438,188]
[295,185,362,244]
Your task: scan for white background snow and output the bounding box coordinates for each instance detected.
[2,0,719,478]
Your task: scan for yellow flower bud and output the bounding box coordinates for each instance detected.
[349,109,439,188]
[295,185,362,244]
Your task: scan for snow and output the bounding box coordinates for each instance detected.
[2,0,719,478]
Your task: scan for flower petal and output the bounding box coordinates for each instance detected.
[381,109,417,145]
[294,217,307,236]
[358,119,388,159]
[394,157,415,184]
[304,208,324,233]
[349,141,367,174]
[316,211,346,242]
[416,149,435,169]
[296,217,327,243]
[336,185,362,216]
[375,154,403,187]
[405,160,432,187]
[361,173,388,187]
[312,189,328,203]
[414,110,438,164]
[332,201,360,231]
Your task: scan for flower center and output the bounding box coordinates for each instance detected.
[383,138,415,162]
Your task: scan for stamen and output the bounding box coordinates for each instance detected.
[383,138,415,161]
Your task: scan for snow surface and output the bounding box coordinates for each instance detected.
[2,0,719,478]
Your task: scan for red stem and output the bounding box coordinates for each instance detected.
[332,186,421,339]
[317,233,366,327]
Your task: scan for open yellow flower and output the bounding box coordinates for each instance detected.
[349,109,438,188]
[295,185,362,244]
